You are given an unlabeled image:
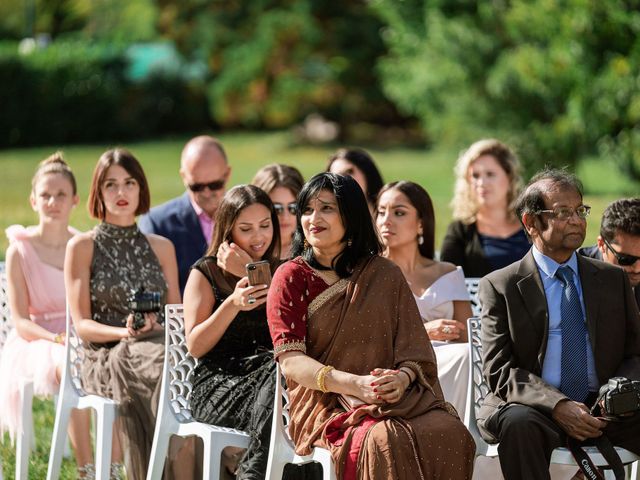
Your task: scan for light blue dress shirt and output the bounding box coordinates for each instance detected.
[531,246,599,392]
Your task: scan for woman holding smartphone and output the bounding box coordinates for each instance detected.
[183,184,281,479]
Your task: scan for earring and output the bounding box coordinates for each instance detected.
[347,238,353,247]
[304,239,310,250]
[418,234,424,245]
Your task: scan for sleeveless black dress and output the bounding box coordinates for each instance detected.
[190,256,276,479]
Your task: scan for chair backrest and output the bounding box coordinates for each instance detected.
[464,317,489,429]
[0,262,10,351]
[464,278,481,317]
[164,304,197,422]
[273,362,297,449]
[64,306,91,397]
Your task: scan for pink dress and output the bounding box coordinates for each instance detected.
[0,225,68,441]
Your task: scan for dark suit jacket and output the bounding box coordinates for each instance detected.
[139,192,207,294]
[477,249,640,443]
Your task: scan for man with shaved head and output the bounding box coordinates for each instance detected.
[140,135,231,293]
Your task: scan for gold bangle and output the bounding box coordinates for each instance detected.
[315,365,334,393]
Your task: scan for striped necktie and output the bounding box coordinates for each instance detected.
[556,265,590,402]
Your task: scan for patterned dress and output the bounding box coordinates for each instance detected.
[81,222,167,480]
[189,256,276,480]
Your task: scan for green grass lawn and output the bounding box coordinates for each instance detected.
[1,130,636,259]
[0,131,637,478]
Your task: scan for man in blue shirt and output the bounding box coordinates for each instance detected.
[478,169,640,480]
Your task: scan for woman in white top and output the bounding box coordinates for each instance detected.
[376,180,473,416]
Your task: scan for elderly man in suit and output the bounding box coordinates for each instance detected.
[478,169,640,480]
[579,197,640,311]
[139,135,230,293]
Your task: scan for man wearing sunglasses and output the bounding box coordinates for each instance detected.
[579,198,640,310]
[478,169,640,480]
[140,135,231,293]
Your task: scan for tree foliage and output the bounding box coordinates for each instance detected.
[372,0,640,179]
[156,0,404,133]
[0,0,157,42]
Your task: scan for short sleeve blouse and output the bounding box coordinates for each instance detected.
[267,257,330,358]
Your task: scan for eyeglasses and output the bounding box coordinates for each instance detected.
[603,238,640,266]
[273,202,297,216]
[187,179,226,193]
[537,205,591,220]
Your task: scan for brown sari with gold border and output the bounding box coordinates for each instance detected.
[268,256,475,479]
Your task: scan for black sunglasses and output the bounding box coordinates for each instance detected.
[187,179,226,193]
[603,238,640,266]
[273,202,297,216]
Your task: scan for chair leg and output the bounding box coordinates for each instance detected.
[16,382,34,480]
[145,427,173,480]
[94,404,115,480]
[265,460,286,480]
[202,435,223,480]
[46,402,72,480]
[322,458,337,480]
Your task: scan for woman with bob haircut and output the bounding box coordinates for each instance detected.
[326,148,384,215]
[376,180,473,417]
[441,139,529,277]
[184,184,281,479]
[267,172,475,479]
[0,153,93,477]
[65,148,185,479]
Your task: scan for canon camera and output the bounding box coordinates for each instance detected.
[127,287,162,330]
[597,377,640,418]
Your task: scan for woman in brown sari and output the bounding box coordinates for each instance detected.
[267,172,475,479]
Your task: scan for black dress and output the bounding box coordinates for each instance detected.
[189,256,276,479]
[440,220,530,277]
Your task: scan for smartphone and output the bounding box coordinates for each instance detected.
[246,260,272,287]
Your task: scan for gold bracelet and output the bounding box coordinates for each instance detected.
[315,365,335,393]
[53,333,64,344]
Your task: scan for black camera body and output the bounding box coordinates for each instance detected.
[127,287,162,330]
[598,377,640,417]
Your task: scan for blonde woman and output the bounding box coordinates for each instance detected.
[440,139,529,277]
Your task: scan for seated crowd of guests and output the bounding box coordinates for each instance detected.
[0,134,638,480]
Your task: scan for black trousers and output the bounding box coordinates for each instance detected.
[491,404,640,480]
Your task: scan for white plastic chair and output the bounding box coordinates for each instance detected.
[465,317,640,479]
[46,307,118,480]
[0,262,36,480]
[464,277,481,317]
[265,362,336,480]
[146,304,250,480]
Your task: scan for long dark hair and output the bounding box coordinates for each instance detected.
[326,148,384,206]
[207,185,281,272]
[291,173,382,278]
[377,181,436,260]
